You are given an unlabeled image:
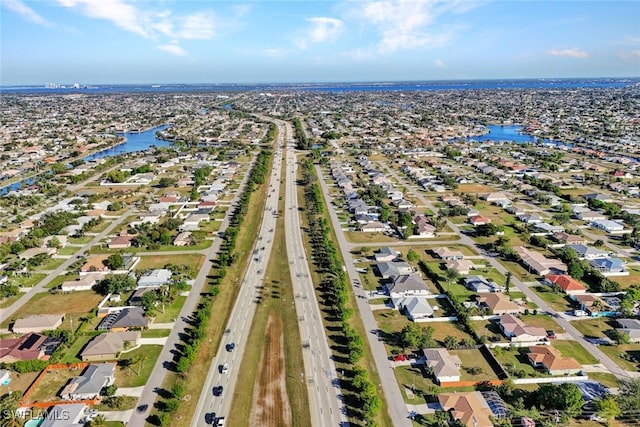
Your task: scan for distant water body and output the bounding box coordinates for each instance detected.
[2,78,638,94]
[464,125,569,147]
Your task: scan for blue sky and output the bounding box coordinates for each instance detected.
[2,0,639,84]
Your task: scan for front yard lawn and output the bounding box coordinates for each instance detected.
[531,286,573,312]
[552,340,598,364]
[115,345,163,387]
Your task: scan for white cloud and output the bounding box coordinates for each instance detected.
[57,0,216,54]
[176,13,215,40]
[435,58,445,68]
[619,50,640,60]
[296,16,344,49]
[354,0,479,54]
[157,43,186,56]
[58,0,150,38]
[548,48,588,58]
[3,0,54,27]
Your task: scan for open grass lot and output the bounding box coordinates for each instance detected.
[0,371,39,395]
[57,246,79,256]
[609,268,640,289]
[344,231,398,244]
[13,273,47,288]
[68,236,93,245]
[116,345,163,387]
[393,365,436,404]
[134,253,204,274]
[1,290,103,328]
[451,348,500,381]
[519,314,563,332]
[571,318,615,338]
[456,184,498,194]
[599,343,640,372]
[491,346,539,378]
[497,259,539,282]
[152,295,186,323]
[552,340,598,364]
[38,257,67,271]
[531,286,573,312]
[471,320,507,343]
[26,368,78,403]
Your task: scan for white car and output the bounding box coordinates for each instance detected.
[219,363,229,374]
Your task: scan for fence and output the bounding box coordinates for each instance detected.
[20,362,90,407]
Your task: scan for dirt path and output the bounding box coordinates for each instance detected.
[249,312,292,427]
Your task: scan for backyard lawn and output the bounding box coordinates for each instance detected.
[115,345,163,387]
[25,368,78,403]
[134,253,204,275]
[552,340,598,364]
[451,348,500,381]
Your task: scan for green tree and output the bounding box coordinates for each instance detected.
[617,378,640,417]
[443,335,459,350]
[0,391,22,427]
[445,268,460,291]
[594,239,605,247]
[537,383,584,417]
[107,253,124,270]
[407,249,420,262]
[505,272,512,295]
[594,395,621,422]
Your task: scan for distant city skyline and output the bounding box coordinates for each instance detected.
[2,0,639,85]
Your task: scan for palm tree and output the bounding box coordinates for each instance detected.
[445,268,460,292]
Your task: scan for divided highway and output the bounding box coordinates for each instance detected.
[190,126,285,425]
[280,119,348,427]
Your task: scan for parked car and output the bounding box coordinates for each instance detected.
[546,330,557,339]
[392,354,407,362]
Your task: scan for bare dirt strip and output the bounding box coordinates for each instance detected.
[249,312,292,427]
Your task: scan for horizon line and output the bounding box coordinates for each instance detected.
[2,76,640,88]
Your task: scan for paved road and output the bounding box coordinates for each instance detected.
[0,206,137,323]
[380,163,637,380]
[315,165,413,427]
[281,120,347,426]
[190,127,285,426]
[126,156,257,427]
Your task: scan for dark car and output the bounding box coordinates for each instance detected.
[205,412,216,424]
[213,386,223,396]
[226,342,236,352]
[546,330,557,339]
[136,404,148,413]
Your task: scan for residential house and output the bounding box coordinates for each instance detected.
[424,348,461,384]
[376,262,413,279]
[19,247,56,260]
[574,209,607,222]
[438,392,495,427]
[589,258,628,276]
[61,273,102,292]
[80,331,141,361]
[374,246,400,262]
[499,314,547,342]
[137,269,172,287]
[513,246,567,276]
[517,214,543,224]
[527,346,582,375]
[361,221,389,232]
[468,215,491,226]
[464,275,504,293]
[395,296,435,321]
[615,319,640,343]
[544,275,587,295]
[591,219,625,234]
[434,247,464,261]
[385,274,430,298]
[0,333,63,363]
[41,404,88,427]
[484,192,511,203]
[445,259,475,275]
[108,235,133,249]
[532,223,565,235]
[477,293,521,315]
[98,307,148,331]
[568,244,610,260]
[12,314,64,334]
[573,294,618,317]
[552,232,588,246]
[173,231,194,246]
[60,363,116,400]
